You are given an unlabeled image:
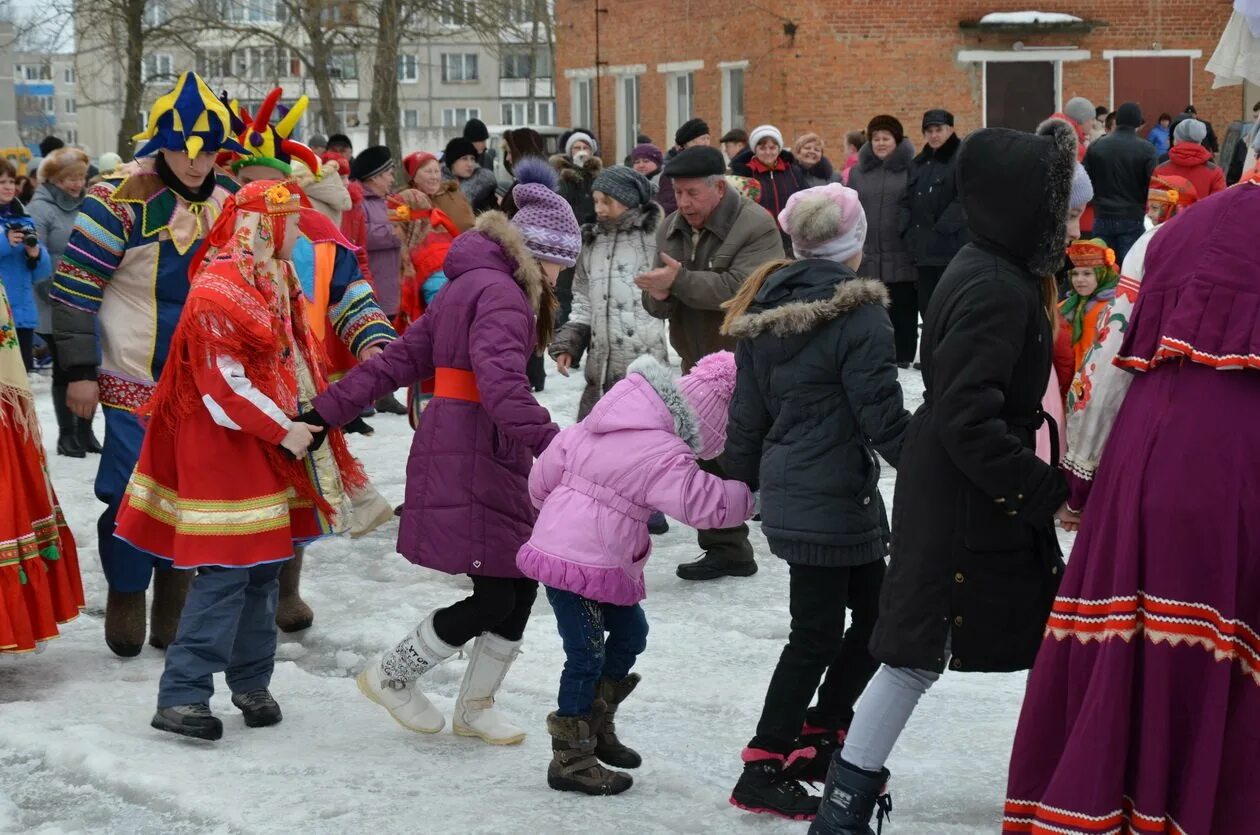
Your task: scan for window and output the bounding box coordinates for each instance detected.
[64,97,75,114]
[571,77,592,128]
[501,48,551,80]
[197,48,232,80]
[442,107,480,127]
[144,1,168,26]
[142,53,173,83]
[437,0,474,25]
[504,0,533,24]
[723,66,745,132]
[327,50,358,81]
[441,53,478,83]
[665,70,694,142]
[63,67,76,84]
[500,100,554,125]
[17,64,51,81]
[239,46,295,80]
[618,74,640,160]
[224,0,288,22]
[398,54,418,83]
[64,129,77,144]
[334,100,359,129]
[402,109,419,128]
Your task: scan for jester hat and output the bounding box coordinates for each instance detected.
[134,71,249,160]
[226,87,321,178]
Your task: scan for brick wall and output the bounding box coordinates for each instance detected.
[555,0,1238,159]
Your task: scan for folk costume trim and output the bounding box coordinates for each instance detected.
[124,473,295,536]
[1003,797,1189,835]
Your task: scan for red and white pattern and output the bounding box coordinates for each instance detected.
[1004,797,1188,834]
[98,372,155,412]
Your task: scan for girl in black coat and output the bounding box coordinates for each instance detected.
[809,122,1077,835]
[723,183,909,821]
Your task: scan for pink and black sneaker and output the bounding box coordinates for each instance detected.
[730,747,820,821]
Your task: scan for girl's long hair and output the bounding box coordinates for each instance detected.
[720,258,793,334]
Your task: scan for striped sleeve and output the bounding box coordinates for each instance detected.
[50,184,132,313]
[193,353,293,446]
[327,246,396,356]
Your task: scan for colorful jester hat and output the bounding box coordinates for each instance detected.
[134,71,249,160]
[226,87,321,178]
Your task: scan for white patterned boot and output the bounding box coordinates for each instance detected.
[452,632,526,745]
[357,614,458,733]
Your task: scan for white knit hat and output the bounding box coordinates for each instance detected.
[748,125,784,150]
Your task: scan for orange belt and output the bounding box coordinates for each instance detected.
[433,367,481,403]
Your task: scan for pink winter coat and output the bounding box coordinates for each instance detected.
[517,356,755,605]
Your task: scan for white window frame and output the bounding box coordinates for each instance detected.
[615,70,643,161]
[1101,49,1203,112]
[570,75,594,128]
[64,97,75,114]
[63,67,76,84]
[142,53,174,83]
[398,53,419,83]
[719,60,748,134]
[957,49,1090,127]
[442,107,481,128]
[657,60,702,143]
[441,53,479,83]
[402,108,419,128]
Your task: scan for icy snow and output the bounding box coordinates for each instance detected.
[1,365,1076,834]
[979,11,1083,25]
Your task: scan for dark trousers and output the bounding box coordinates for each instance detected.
[16,327,33,371]
[36,332,67,386]
[915,266,947,319]
[1091,215,1146,267]
[886,283,919,364]
[697,456,754,564]
[556,267,575,327]
[750,559,886,754]
[157,563,282,707]
[432,575,539,646]
[546,586,649,716]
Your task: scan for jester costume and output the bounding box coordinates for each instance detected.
[0,283,84,653]
[49,72,247,657]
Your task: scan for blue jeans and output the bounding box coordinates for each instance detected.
[157,563,284,707]
[546,586,648,717]
[1090,215,1145,267]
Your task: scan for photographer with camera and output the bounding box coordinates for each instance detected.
[27,147,93,456]
[0,159,51,374]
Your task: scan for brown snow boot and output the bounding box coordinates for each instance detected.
[546,701,633,795]
[148,568,192,650]
[104,589,146,657]
[276,551,313,633]
[595,674,642,768]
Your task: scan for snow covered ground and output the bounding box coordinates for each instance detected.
[1,364,1074,834]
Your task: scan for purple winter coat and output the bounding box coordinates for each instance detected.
[361,189,402,316]
[313,212,558,578]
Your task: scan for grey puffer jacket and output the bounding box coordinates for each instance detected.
[444,165,499,214]
[550,203,669,419]
[724,259,910,567]
[26,181,83,333]
[848,139,918,285]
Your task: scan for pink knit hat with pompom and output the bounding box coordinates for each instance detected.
[676,351,737,460]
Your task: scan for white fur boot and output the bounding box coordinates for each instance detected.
[452,632,526,745]
[357,614,458,733]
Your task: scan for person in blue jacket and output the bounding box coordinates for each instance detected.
[0,158,52,370]
[1147,113,1172,157]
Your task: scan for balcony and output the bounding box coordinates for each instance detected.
[499,77,553,99]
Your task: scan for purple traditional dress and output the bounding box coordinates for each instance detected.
[1003,183,1260,834]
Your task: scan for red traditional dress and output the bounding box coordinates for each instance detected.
[115,181,364,569]
[0,285,83,652]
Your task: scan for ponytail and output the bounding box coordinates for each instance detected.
[720,258,793,335]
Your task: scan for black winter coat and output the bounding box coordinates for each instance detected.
[870,123,1073,674]
[848,139,918,285]
[724,260,909,567]
[899,133,969,267]
[550,154,602,225]
[1083,127,1157,220]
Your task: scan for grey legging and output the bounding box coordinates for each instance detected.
[841,640,949,772]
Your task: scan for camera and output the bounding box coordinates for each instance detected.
[7,221,36,248]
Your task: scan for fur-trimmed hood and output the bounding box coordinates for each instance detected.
[444,210,547,315]
[958,120,1076,277]
[580,201,663,244]
[725,260,890,339]
[858,138,916,174]
[583,355,704,455]
[550,153,603,183]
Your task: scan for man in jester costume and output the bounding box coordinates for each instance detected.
[50,72,247,657]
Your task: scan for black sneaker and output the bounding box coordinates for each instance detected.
[345,416,375,436]
[152,704,223,741]
[676,553,757,581]
[375,393,409,415]
[647,511,670,536]
[231,689,283,728]
[730,760,819,821]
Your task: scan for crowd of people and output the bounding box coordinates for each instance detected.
[1,69,1256,835]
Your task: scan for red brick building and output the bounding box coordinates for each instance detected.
[554,1,1242,162]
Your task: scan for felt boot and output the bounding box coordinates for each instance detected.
[148,567,192,650]
[275,551,313,633]
[104,589,146,657]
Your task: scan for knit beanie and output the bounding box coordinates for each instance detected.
[349,145,391,181]
[675,118,710,148]
[39,135,64,157]
[1173,118,1207,145]
[630,143,663,166]
[778,183,867,263]
[592,165,652,209]
[675,351,737,460]
[404,151,438,182]
[97,151,123,175]
[749,125,784,150]
[1063,97,1096,130]
[1116,102,1143,129]
[510,158,581,267]
[463,117,490,143]
[564,131,598,157]
[866,115,905,147]
[1069,162,1094,211]
[443,137,479,165]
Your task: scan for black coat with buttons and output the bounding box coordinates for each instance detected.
[870,124,1075,674]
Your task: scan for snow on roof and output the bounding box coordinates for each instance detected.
[979,11,1084,25]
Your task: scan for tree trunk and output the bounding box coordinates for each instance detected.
[116,0,147,156]
[367,0,401,152]
[302,5,340,134]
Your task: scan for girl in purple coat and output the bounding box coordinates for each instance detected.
[303,172,581,746]
[518,351,755,794]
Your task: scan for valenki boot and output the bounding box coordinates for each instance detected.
[275,551,314,632]
[452,632,526,745]
[546,702,633,795]
[357,613,458,733]
[148,567,192,650]
[808,756,892,835]
[104,589,146,657]
[594,674,642,768]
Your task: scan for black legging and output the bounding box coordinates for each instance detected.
[886,282,919,365]
[432,576,539,645]
[36,332,69,386]
[16,327,33,371]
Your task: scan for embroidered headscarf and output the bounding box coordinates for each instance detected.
[1061,238,1120,343]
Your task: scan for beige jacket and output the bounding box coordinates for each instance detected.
[292,160,352,226]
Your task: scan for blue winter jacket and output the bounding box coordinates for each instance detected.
[1147,125,1171,157]
[0,201,52,330]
